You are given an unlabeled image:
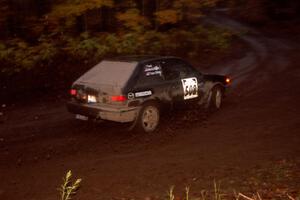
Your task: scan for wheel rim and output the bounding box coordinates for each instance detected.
[142,106,159,132]
[215,89,222,109]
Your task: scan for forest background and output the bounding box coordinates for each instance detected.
[0,0,299,102]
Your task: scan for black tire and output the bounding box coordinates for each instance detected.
[133,102,160,133]
[208,86,223,111]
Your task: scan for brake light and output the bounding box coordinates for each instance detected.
[70,89,77,96]
[111,95,127,102]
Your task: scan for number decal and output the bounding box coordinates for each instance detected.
[181,77,198,100]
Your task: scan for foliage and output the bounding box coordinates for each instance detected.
[155,9,180,26]
[194,25,233,49]
[116,8,150,32]
[0,38,58,75]
[0,24,233,76]
[172,0,219,24]
[50,0,113,18]
[65,32,109,61]
[0,0,237,100]
[46,0,114,34]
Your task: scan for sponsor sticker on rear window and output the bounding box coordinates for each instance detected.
[144,64,162,76]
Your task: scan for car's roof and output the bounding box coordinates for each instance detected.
[106,55,181,63]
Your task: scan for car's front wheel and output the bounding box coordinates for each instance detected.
[135,102,160,133]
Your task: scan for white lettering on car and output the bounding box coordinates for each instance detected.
[135,90,152,97]
[146,71,162,76]
[145,65,160,72]
[181,77,198,100]
[144,64,162,76]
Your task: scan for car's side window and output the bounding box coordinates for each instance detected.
[161,59,191,81]
[136,61,163,86]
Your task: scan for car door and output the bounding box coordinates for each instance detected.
[160,59,186,103]
[161,59,202,105]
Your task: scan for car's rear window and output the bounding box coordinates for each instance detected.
[76,60,137,87]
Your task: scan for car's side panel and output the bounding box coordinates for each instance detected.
[125,58,207,108]
[125,61,177,108]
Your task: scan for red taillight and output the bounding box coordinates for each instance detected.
[111,95,127,102]
[70,89,77,96]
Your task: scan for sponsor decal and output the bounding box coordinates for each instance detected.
[146,71,161,76]
[181,77,198,100]
[135,90,152,97]
[144,65,160,72]
[144,64,162,76]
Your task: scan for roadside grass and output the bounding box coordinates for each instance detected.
[165,182,299,200]
[60,159,299,200]
[59,170,81,200]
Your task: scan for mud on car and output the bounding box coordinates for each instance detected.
[67,56,231,132]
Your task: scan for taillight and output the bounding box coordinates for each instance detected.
[111,95,127,102]
[70,89,77,96]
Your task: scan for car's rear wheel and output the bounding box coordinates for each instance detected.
[134,102,160,133]
[208,86,223,111]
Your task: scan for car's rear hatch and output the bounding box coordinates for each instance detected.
[72,60,137,105]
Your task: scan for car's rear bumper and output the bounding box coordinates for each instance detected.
[67,102,138,123]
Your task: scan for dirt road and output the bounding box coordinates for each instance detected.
[0,16,300,200]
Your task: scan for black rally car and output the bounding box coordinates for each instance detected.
[67,56,231,132]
